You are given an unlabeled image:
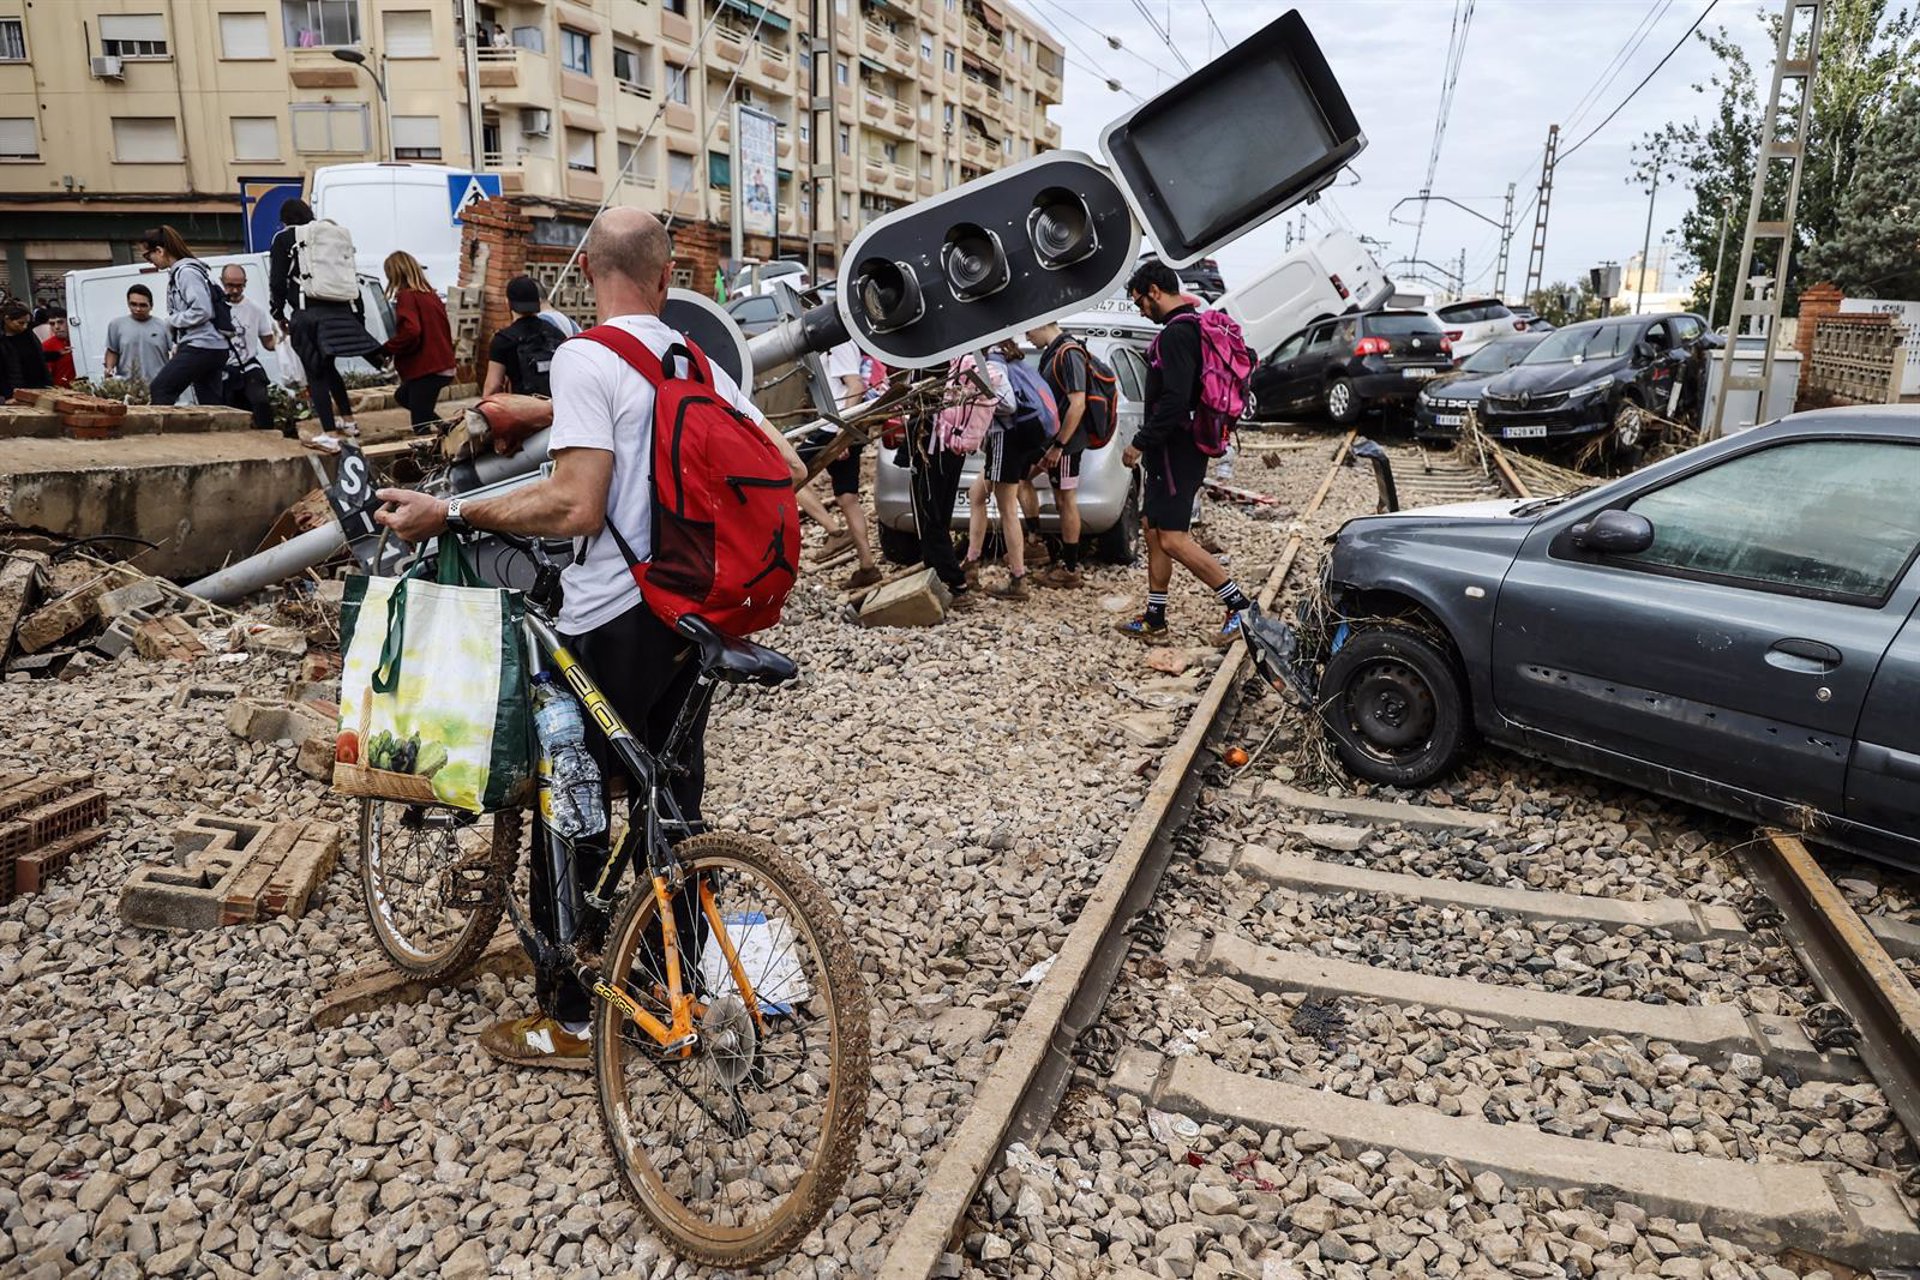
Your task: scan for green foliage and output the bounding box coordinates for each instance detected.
[1526,281,1630,327]
[1641,0,1920,321]
[65,375,151,404]
[1801,84,1920,298]
[342,370,398,390]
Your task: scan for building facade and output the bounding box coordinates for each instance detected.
[0,0,1063,302]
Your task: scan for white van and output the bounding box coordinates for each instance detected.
[1216,231,1392,361]
[65,254,392,388]
[310,162,467,290]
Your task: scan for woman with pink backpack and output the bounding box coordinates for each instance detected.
[958,339,1057,601]
[905,346,1014,606]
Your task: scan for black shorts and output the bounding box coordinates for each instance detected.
[798,431,864,497]
[1139,438,1209,532]
[987,425,1043,484]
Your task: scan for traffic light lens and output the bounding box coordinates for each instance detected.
[854,258,924,334]
[942,222,1009,302]
[1028,188,1098,270]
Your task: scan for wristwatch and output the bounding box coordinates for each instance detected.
[443,497,471,535]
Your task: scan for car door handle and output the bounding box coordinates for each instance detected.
[1766,637,1842,673]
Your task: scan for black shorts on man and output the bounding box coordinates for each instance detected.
[796,429,864,498]
[987,422,1044,485]
[1139,435,1209,532]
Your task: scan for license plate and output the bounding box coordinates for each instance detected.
[1402,367,1438,379]
[1434,413,1465,427]
[1503,425,1548,439]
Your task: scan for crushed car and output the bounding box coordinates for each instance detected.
[1246,405,1920,868]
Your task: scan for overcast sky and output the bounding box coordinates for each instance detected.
[1006,0,1778,299]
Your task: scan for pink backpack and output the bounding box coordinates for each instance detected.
[935,353,997,455]
[1152,310,1254,457]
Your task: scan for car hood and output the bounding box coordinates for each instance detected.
[1488,355,1630,395]
[1348,497,1534,524]
[1422,370,1505,400]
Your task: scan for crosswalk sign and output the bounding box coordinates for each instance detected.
[447,173,504,227]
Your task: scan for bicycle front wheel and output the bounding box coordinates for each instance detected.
[594,832,870,1266]
[359,801,521,981]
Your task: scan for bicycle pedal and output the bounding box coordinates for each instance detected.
[439,862,495,910]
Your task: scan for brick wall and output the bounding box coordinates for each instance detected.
[456,198,533,384]
[1794,282,1845,409]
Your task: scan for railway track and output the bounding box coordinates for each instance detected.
[876,434,1920,1278]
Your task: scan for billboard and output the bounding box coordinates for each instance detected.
[734,104,779,241]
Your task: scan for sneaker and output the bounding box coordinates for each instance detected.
[819,528,854,559]
[304,432,343,454]
[1211,609,1246,649]
[338,418,361,439]
[1115,614,1171,643]
[843,564,883,590]
[1023,536,1051,566]
[987,573,1030,601]
[948,585,981,611]
[962,559,983,587]
[479,1014,591,1071]
[1035,565,1083,589]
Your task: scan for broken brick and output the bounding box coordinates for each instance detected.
[132,616,208,662]
[15,578,106,654]
[0,551,48,655]
[119,812,340,930]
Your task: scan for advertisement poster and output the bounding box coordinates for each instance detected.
[735,104,779,239]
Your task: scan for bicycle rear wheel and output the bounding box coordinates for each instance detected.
[360,801,521,981]
[594,832,869,1265]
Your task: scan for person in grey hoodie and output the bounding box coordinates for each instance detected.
[140,225,231,407]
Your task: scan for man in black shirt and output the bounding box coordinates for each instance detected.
[484,276,566,397]
[1117,261,1252,647]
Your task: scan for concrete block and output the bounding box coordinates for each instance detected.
[97,578,168,620]
[120,813,338,930]
[203,406,253,433]
[240,624,308,659]
[15,578,105,654]
[227,697,334,752]
[0,406,61,439]
[294,733,337,781]
[92,617,138,659]
[1289,822,1372,852]
[0,551,48,653]
[4,649,73,679]
[858,567,950,627]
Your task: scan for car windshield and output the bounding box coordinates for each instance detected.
[1365,313,1440,336]
[1461,339,1533,374]
[1523,322,1635,364]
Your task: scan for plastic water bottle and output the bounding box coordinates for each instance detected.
[530,672,606,839]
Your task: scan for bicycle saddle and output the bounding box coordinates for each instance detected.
[675,615,798,687]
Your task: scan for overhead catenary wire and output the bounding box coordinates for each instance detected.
[1411,0,1476,265]
[1126,0,1193,74]
[1557,0,1720,163]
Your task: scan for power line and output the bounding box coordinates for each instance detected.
[1412,0,1476,264]
[1558,0,1719,162]
[1560,0,1673,136]
[1023,0,1163,73]
[1126,0,1193,74]
[1019,0,1145,101]
[1193,0,1231,58]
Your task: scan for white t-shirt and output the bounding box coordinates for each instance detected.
[824,339,865,411]
[549,313,766,635]
[226,298,275,367]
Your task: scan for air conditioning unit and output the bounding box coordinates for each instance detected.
[520,108,552,137]
[90,55,124,80]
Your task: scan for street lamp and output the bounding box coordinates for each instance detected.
[332,48,393,162]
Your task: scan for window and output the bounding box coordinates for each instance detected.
[383,10,434,58]
[613,44,646,88]
[666,65,689,104]
[0,17,27,61]
[920,156,931,178]
[839,193,850,219]
[1110,347,1147,402]
[282,0,359,48]
[942,103,954,127]
[708,151,728,188]
[566,128,596,172]
[663,0,687,13]
[218,11,270,58]
[732,296,778,327]
[798,120,809,145]
[881,141,898,164]
[667,150,695,193]
[0,117,38,160]
[511,26,543,53]
[617,136,638,171]
[1269,332,1308,363]
[1303,322,1336,353]
[111,116,181,162]
[798,50,811,75]
[231,116,280,160]
[837,124,850,155]
[1618,441,1920,603]
[1672,315,1705,344]
[942,47,955,72]
[919,94,933,120]
[290,102,370,153]
[920,33,932,60]
[835,59,849,85]
[392,115,442,160]
[561,27,591,75]
[100,13,169,58]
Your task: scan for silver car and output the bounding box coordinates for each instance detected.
[872,306,1157,565]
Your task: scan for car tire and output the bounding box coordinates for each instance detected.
[1609,399,1646,452]
[877,522,922,567]
[1092,480,1140,566]
[1240,388,1261,423]
[1318,625,1469,788]
[1326,377,1362,425]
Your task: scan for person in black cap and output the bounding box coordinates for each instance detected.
[484,276,567,397]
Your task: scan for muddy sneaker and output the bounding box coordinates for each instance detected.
[480,1014,591,1071]
[948,585,982,611]
[1035,565,1083,589]
[304,432,344,454]
[1115,614,1170,643]
[1023,536,1051,566]
[843,564,883,590]
[987,573,1030,601]
[818,527,854,559]
[1210,609,1246,649]
[961,559,983,588]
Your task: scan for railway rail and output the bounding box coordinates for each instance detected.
[877,433,1920,1277]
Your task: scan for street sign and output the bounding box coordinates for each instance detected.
[239,177,305,253]
[447,172,503,226]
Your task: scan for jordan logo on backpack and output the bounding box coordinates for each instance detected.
[579,326,800,637]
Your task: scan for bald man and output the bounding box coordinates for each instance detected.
[376,207,804,1069]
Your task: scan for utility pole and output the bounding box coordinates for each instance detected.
[804,0,845,280]
[1634,169,1660,315]
[1523,124,1559,302]
[1707,192,1735,330]
[460,0,484,171]
[1494,182,1515,302]
[1708,0,1824,438]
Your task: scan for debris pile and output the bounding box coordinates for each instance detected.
[0,552,248,681]
[3,388,254,439]
[0,770,106,905]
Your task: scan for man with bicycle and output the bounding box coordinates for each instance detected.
[375,207,803,1068]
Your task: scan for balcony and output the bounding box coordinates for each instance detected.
[458,46,547,100]
[963,21,991,57]
[709,25,749,67]
[288,48,359,89]
[861,156,887,186]
[567,171,605,203]
[481,151,527,194]
[960,134,990,167]
[919,0,939,19]
[1035,59,1062,103]
[744,40,793,90]
[961,77,988,110]
[917,113,937,145]
[886,164,913,199]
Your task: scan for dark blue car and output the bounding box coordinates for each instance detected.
[1414,332,1548,442]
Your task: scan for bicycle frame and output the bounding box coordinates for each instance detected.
[509,607,771,1054]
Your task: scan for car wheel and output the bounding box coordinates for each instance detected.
[1240,388,1261,423]
[877,522,922,567]
[1092,479,1140,566]
[1326,377,1362,425]
[1318,625,1469,787]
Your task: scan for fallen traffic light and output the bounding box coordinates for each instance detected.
[1099,9,1364,268]
[838,151,1141,369]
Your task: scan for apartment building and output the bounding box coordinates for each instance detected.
[0,0,1063,302]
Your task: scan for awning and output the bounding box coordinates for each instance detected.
[858,55,889,76]
[976,2,1006,32]
[719,0,791,33]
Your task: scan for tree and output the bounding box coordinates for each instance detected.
[1641,0,1920,322]
[1526,280,1630,326]
[1801,84,1920,297]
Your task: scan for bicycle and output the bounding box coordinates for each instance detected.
[356,530,870,1265]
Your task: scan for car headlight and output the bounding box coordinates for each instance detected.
[1568,376,1615,398]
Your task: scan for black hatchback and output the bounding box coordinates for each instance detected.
[1248,310,1453,424]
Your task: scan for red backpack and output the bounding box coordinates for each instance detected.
[578,326,800,637]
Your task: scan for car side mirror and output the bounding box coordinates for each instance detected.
[1632,340,1657,365]
[1571,508,1655,555]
